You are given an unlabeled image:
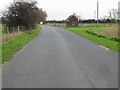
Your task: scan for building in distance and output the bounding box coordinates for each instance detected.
[66,14,79,27]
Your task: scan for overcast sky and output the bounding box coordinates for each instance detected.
[0,0,119,20]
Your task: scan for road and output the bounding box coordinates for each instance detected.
[2,25,118,88]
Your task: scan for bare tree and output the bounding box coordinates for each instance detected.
[107,9,118,23]
[108,9,118,20]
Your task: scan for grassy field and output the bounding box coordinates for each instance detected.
[2,26,41,64]
[86,26,118,37]
[61,26,119,53]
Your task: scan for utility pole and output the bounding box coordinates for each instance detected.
[97,0,99,26]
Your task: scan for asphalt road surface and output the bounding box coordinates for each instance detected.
[2,25,118,88]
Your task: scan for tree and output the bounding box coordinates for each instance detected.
[1,1,47,31]
[99,9,118,23]
[108,9,118,23]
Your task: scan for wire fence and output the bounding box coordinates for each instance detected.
[2,26,26,44]
[2,26,26,35]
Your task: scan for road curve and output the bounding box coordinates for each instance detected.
[2,25,118,88]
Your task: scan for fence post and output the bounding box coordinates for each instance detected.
[7,27,9,34]
[13,27,15,34]
[18,26,20,32]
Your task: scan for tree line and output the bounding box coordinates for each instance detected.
[45,19,117,24]
[1,1,47,32]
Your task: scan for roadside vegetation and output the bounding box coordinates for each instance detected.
[0,45,1,64]
[0,24,2,64]
[1,0,47,64]
[2,26,41,63]
[61,26,119,53]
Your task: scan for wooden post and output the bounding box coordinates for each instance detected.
[18,26,20,32]
[13,27,15,33]
[7,27,9,34]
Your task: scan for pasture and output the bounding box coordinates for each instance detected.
[87,26,118,37]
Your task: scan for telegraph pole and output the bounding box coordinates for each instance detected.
[97,0,99,26]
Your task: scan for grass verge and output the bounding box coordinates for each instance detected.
[2,26,41,63]
[0,45,1,64]
[61,26,119,53]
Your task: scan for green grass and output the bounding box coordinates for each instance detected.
[0,24,2,29]
[61,26,119,53]
[0,24,2,64]
[0,45,1,64]
[2,26,41,63]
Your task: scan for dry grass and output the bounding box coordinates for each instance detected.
[96,27,119,38]
[2,32,25,44]
[100,30,119,37]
